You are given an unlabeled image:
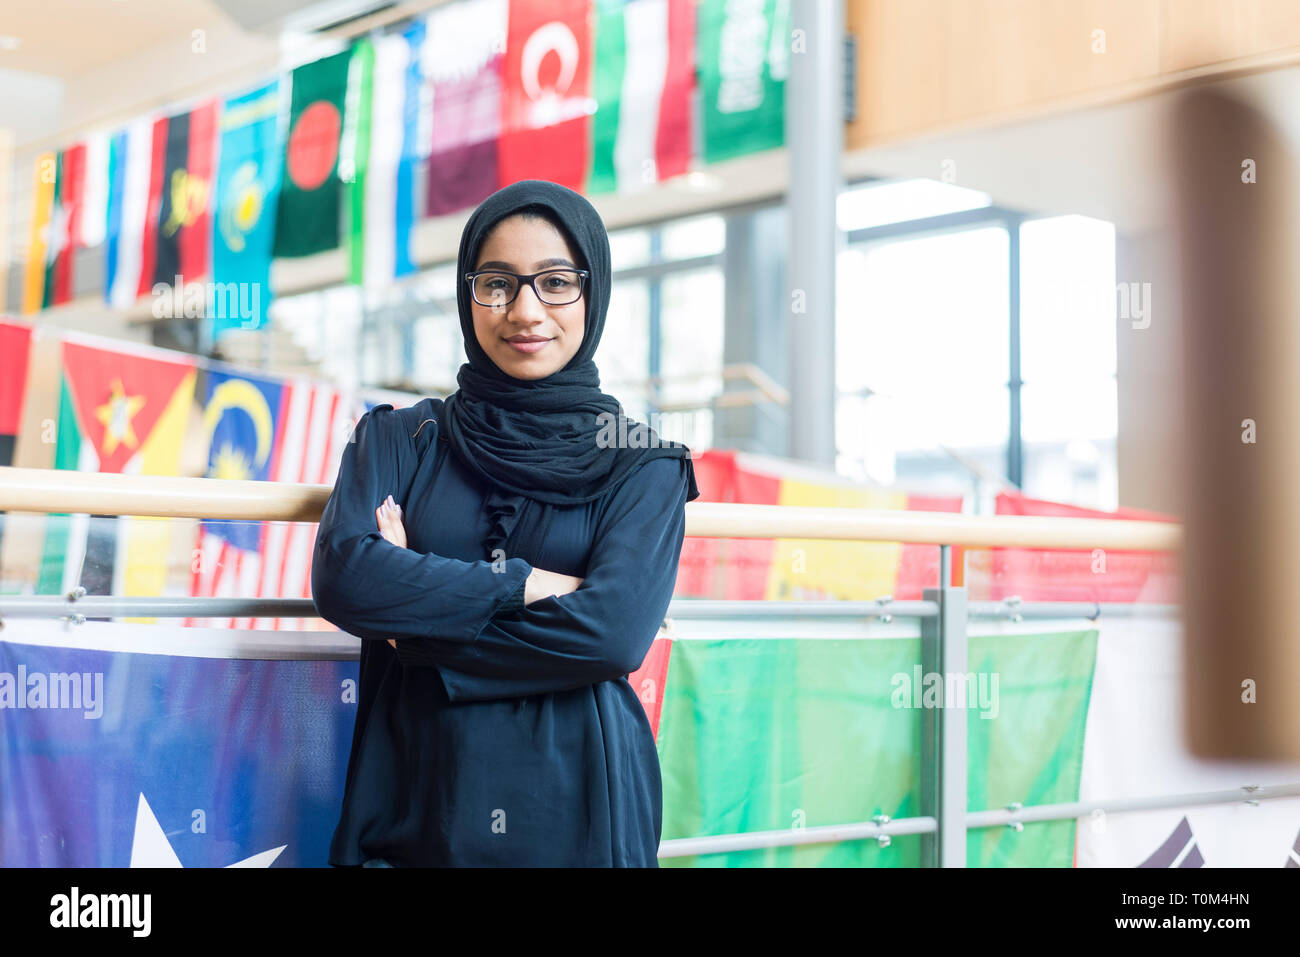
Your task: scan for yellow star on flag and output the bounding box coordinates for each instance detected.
[94,377,147,456]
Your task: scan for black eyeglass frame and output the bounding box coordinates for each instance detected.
[464,268,591,307]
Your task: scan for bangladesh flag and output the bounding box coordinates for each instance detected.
[696,0,788,164]
[273,49,352,258]
[588,0,694,195]
[36,340,196,608]
[656,628,1098,866]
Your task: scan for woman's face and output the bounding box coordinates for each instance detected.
[471,214,586,381]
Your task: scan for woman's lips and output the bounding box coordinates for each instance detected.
[505,337,552,354]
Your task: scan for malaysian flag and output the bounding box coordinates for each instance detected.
[187,366,370,631]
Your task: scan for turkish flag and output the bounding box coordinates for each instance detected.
[499,0,594,191]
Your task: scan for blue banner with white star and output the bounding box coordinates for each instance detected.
[0,630,357,867]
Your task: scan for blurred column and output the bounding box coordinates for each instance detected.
[1173,85,1300,760]
[718,205,790,456]
[786,0,844,466]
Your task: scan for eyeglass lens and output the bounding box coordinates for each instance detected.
[473,271,583,305]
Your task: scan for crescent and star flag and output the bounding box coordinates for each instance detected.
[500,0,595,192]
[187,365,281,631]
[187,372,364,633]
[588,0,694,195]
[274,49,352,258]
[211,81,281,342]
[422,0,505,217]
[696,0,788,164]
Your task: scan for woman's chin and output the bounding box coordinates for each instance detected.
[494,351,565,380]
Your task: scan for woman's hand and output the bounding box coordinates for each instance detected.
[524,567,585,605]
[375,495,404,648]
[373,494,584,645]
[376,494,406,550]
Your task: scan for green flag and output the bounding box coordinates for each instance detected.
[273,48,352,258]
[696,0,788,164]
[656,628,1098,866]
[342,37,374,285]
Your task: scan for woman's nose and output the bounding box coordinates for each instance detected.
[510,281,548,320]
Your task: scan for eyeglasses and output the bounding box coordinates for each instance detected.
[465,268,590,307]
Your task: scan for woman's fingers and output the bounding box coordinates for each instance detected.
[375,498,406,548]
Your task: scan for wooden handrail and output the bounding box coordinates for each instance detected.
[0,466,1180,550]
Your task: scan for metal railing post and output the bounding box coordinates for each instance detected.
[921,543,968,866]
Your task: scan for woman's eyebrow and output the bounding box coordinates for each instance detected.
[476,257,576,270]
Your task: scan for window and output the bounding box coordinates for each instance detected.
[1019,215,1118,509]
[837,226,1010,495]
[834,180,1119,510]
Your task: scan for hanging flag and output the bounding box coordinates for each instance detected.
[589,0,694,195]
[187,373,364,632]
[342,37,375,286]
[990,493,1180,603]
[253,378,364,632]
[0,321,32,468]
[0,625,356,867]
[21,152,56,314]
[211,81,282,342]
[500,0,595,192]
[273,49,352,258]
[0,321,34,564]
[136,115,170,299]
[35,338,197,603]
[79,132,111,249]
[422,0,505,217]
[395,18,426,275]
[153,100,218,290]
[348,27,426,288]
[628,636,672,738]
[696,0,788,164]
[42,143,87,308]
[187,365,285,631]
[1075,618,1300,866]
[105,117,156,309]
[657,627,1097,866]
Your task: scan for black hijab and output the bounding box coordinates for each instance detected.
[439,179,700,558]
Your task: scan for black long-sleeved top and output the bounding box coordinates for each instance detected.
[311,397,689,866]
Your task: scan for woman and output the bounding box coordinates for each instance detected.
[311,179,700,867]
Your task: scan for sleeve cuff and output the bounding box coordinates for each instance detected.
[492,576,528,618]
[394,558,531,668]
